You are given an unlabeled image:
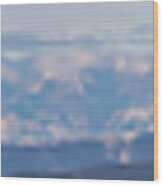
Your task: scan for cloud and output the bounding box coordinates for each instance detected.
[28,82,43,94]
[3,50,28,62]
[1,4,154,169]
[1,112,89,146]
[31,50,95,94]
[1,114,44,146]
[16,136,41,147]
[1,113,46,146]
[67,114,88,127]
[1,114,21,143]
[106,107,153,133]
[122,108,153,122]
[99,129,153,164]
[115,58,152,76]
[2,2,153,41]
[119,150,130,164]
[115,58,127,71]
[46,125,75,144]
[97,130,138,164]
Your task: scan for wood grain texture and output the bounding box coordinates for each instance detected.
[154,1,158,181]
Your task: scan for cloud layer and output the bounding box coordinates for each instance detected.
[2,2,154,165]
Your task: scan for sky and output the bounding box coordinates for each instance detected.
[1,1,154,163]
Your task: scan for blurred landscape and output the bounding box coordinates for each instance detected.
[1,2,154,180]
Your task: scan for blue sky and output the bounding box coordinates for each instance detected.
[2,2,154,163]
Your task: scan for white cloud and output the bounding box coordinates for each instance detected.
[121,131,138,143]
[1,114,21,143]
[98,130,138,164]
[119,150,130,164]
[1,114,48,146]
[122,108,153,122]
[1,112,89,146]
[46,125,74,144]
[115,58,151,76]
[28,82,43,94]
[16,136,41,147]
[106,107,153,135]
[68,114,88,127]
[103,108,153,162]
[115,58,127,71]
[32,50,95,94]
[3,51,28,62]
